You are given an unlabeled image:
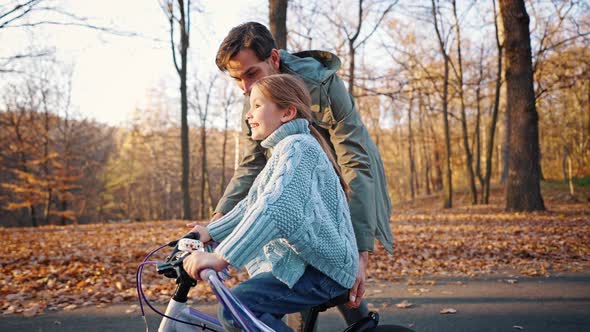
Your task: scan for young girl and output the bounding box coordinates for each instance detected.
[183,74,359,332]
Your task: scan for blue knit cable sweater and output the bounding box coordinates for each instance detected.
[207,118,359,288]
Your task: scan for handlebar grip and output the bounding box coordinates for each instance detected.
[199,268,218,281]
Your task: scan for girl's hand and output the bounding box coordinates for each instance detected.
[183,251,229,280]
[186,224,212,244]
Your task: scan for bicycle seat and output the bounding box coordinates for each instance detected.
[309,292,350,313]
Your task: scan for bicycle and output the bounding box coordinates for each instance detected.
[136,233,416,332]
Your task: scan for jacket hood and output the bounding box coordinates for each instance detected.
[279,50,342,84]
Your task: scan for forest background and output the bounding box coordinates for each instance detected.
[0,0,588,225]
[1,0,590,319]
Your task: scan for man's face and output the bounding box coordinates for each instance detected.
[226,48,280,95]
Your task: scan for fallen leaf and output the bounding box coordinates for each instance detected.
[4,305,17,315]
[396,300,413,309]
[63,304,77,311]
[22,307,38,317]
[440,308,457,314]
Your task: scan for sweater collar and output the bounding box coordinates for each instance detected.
[261,118,310,149]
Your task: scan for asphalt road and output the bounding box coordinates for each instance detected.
[2,272,589,332]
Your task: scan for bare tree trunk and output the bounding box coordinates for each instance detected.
[269,0,288,49]
[195,75,217,219]
[407,92,416,200]
[562,146,575,196]
[484,0,504,204]
[345,0,394,96]
[348,1,361,96]
[204,168,215,217]
[165,0,192,220]
[11,112,39,226]
[220,115,228,197]
[200,125,206,219]
[179,3,191,220]
[432,0,453,208]
[561,145,570,183]
[452,0,477,205]
[42,92,52,225]
[418,92,432,195]
[567,153,575,197]
[500,0,545,211]
[475,47,485,201]
[427,115,443,192]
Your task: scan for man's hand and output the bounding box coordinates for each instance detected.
[186,212,224,228]
[347,251,368,308]
[186,224,212,244]
[183,251,229,280]
[185,213,224,243]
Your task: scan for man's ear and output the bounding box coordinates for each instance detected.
[281,105,297,123]
[269,48,280,72]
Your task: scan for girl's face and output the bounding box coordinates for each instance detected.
[247,86,291,140]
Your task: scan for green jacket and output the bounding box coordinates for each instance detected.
[215,50,393,254]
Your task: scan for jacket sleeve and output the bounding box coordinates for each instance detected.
[214,140,313,269]
[215,99,267,214]
[325,75,377,252]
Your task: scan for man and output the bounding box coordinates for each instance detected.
[193,21,393,326]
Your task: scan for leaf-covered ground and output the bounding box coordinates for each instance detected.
[1,186,589,316]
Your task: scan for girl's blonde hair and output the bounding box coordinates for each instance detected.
[252,74,350,199]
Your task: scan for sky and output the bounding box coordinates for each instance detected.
[1,0,266,126]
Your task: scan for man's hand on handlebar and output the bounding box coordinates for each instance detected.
[185,224,212,244]
[186,212,224,244]
[186,212,224,228]
[183,251,229,280]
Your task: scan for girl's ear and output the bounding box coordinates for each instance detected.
[281,105,297,123]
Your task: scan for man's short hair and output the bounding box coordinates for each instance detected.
[215,22,277,72]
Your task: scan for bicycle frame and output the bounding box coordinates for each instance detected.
[137,239,274,332]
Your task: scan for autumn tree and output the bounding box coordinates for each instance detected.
[450,0,477,204]
[431,0,453,208]
[500,0,545,211]
[269,0,288,49]
[191,73,217,219]
[217,80,239,197]
[481,0,504,204]
[0,58,115,226]
[327,0,397,95]
[161,0,193,220]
